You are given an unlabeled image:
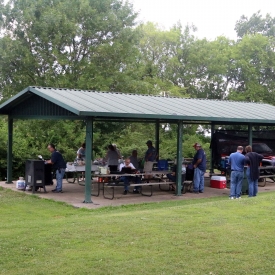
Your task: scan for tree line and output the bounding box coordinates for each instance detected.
[0,0,274,178]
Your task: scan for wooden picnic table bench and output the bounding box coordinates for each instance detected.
[102,179,193,199]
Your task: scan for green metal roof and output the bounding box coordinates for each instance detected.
[1,86,275,124]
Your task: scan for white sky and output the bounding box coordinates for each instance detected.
[130,0,275,40]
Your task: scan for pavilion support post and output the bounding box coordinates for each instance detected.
[176,121,183,196]
[6,117,13,183]
[209,123,215,175]
[91,120,94,160]
[155,121,160,160]
[83,117,93,203]
[248,123,253,147]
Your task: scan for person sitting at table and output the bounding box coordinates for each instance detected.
[119,158,140,195]
[167,160,186,192]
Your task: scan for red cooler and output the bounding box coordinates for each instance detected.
[210,176,226,189]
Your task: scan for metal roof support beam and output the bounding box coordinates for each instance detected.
[248,123,253,146]
[83,117,93,203]
[6,117,13,183]
[155,121,160,160]
[209,123,215,175]
[175,121,183,196]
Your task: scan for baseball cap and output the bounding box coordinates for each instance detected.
[193,142,201,148]
[146,140,152,144]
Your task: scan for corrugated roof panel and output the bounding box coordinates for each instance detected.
[1,86,275,124]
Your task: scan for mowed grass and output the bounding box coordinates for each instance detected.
[1,187,275,275]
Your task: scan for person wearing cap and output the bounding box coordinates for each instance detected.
[192,142,206,194]
[144,140,158,180]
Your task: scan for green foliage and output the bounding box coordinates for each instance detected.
[0,0,138,98]
[228,34,275,104]
[1,3,275,179]
[235,11,275,38]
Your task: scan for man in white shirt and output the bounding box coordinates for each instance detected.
[120,158,140,195]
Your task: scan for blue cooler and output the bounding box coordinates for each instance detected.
[158,160,168,171]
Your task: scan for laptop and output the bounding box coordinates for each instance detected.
[121,167,135,174]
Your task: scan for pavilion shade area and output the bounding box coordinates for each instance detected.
[1,86,275,124]
[1,86,275,202]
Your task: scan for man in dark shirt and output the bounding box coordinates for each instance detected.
[244,145,264,197]
[192,143,206,194]
[45,143,66,193]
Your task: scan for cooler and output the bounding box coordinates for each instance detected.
[210,176,226,189]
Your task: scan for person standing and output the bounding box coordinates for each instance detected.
[77,142,86,181]
[144,140,158,180]
[244,145,264,197]
[112,144,122,159]
[77,142,86,160]
[192,143,206,194]
[228,146,245,199]
[45,143,66,193]
[106,144,119,172]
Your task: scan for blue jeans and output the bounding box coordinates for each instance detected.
[246,167,258,197]
[193,168,204,192]
[56,168,65,191]
[230,171,243,198]
[121,176,141,191]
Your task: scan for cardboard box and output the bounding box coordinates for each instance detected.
[210,176,226,189]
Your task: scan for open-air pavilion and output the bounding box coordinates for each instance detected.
[1,86,275,203]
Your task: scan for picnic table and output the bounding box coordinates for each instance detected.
[258,165,275,187]
[65,163,99,184]
[91,170,192,199]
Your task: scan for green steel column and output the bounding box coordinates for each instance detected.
[248,123,253,146]
[176,121,183,196]
[91,119,94,160]
[209,123,215,175]
[155,121,160,160]
[83,118,93,203]
[6,117,13,183]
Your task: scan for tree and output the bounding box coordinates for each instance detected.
[131,22,190,97]
[181,36,235,99]
[0,0,138,100]
[228,34,275,104]
[235,11,275,38]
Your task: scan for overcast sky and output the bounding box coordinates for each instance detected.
[129,0,275,40]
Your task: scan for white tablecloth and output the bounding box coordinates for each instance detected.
[66,163,99,172]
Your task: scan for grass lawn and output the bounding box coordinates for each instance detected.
[1,187,275,275]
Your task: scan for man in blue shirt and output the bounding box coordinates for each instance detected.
[228,146,245,199]
[192,143,206,193]
[45,143,66,193]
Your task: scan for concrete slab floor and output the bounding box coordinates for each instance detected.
[1,177,275,209]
